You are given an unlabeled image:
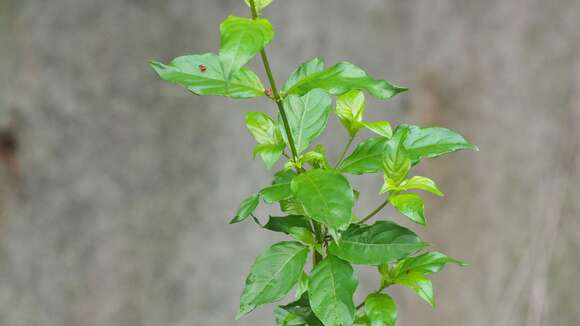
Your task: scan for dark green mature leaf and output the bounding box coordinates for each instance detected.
[282,89,332,153]
[396,125,478,163]
[336,90,365,137]
[230,193,260,224]
[329,221,427,265]
[339,137,389,175]
[151,53,264,98]
[247,112,286,168]
[261,183,292,203]
[283,59,407,100]
[309,255,358,326]
[275,293,323,326]
[291,170,354,232]
[219,16,274,80]
[389,193,426,225]
[395,271,435,308]
[264,216,315,245]
[244,0,273,14]
[396,252,467,275]
[364,293,397,326]
[237,241,310,319]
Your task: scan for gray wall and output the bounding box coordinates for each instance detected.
[0,0,579,325]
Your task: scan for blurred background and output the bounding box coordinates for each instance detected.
[0,0,579,325]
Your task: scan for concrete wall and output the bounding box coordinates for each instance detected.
[0,0,579,325]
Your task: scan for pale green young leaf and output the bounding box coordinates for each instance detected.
[383,134,412,186]
[389,193,426,225]
[264,216,316,246]
[244,0,273,14]
[309,255,358,326]
[364,293,397,326]
[275,293,323,326]
[398,176,444,196]
[281,89,332,153]
[220,16,274,80]
[261,183,292,204]
[284,57,325,91]
[280,199,306,216]
[396,252,467,275]
[253,143,285,169]
[338,137,390,175]
[151,53,264,98]
[237,241,310,319]
[329,221,427,265]
[283,60,407,100]
[396,124,478,163]
[230,193,261,224]
[291,170,354,232]
[395,271,435,308]
[301,144,329,169]
[246,112,281,144]
[336,90,366,137]
[362,121,393,139]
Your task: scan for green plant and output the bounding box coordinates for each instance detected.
[151,1,477,325]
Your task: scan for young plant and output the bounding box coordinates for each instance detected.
[151,1,478,325]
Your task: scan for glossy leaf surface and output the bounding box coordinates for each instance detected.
[261,183,293,203]
[329,221,427,265]
[339,137,389,175]
[291,170,354,232]
[389,193,426,225]
[398,176,443,196]
[230,193,260,224]
[336,90,365,137]
[362,121,393,139]
[396,252,466,275]
[364,293,397,326]
[397,125,478,163]
[237,241,309,318]
[151,53,264,98]
[309,255,358,326]
[246,112,285,168]
[264,216,315,245]
[395,271,435,308]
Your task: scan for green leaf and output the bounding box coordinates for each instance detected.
[264,216,316,246]
[282,89,332,153]
[283,60,407,100]
[295,272,310,300]
[261,183,293,204]
[395,271,435,308]
[281,199,306,216]
[396,125,478,163]
[237,241,310,319]
[329,221,427,265]
[254,143,286,169]
[247,112,285,168]
[338,137,390,175]
[364,293,397,326]
[362,121,393,139]
[396,252,467,275]
[301,145,329,169]
[151,53,264,98]
[244,0,273,14]
[309,255,358,326]
[219,16,274,80]
[389,193,426,225]
[336,90,365,137]
[284,57,326,92]
[397,176,443,197]
[382,135,411,186]
[230,193,261,224]
[291,170,354,232]
[275,293,323,326]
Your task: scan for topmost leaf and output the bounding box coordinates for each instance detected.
[283,58,407,100]
[244,0,273,14]
[220,16,274,80]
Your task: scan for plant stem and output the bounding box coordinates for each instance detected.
[335,136,354,168]
[360,198,389,224]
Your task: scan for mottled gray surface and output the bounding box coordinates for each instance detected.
[0,0,579,325]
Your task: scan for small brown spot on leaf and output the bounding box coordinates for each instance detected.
[199,64,207,72]
[265,87,273,97]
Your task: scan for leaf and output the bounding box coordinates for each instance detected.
[329,221,427,265]
[364,293,397,326]
[219,16,274,80]
[281,199,306,216]
[396,252,467,275]
[283,60,407,100]
[362,121,393,139]
[284,58,326,91]
[398,176,443,197]
[389,193,426,225]
[309,255,358,326]
[247,112,286,168]
[382,134,411,186]
[151,53,264,98]
[230,193,261,224]
[261,183,293,204]
[281,89,332,153]
[396,125,478,163]
[336,90,366,137]
[395,271,435,308]
[291,170,354,232]
[244,0,273,14]
[254,143,286,169]
[338,137,390,175]
[295,273,310,300]
[264,216,316,246]
[237,241,310,319]
[275,293,323,326]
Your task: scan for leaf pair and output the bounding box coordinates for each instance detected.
[246,112,286,168]
[151,16,274,98]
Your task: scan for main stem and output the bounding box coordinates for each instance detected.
[248,0,322,267]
